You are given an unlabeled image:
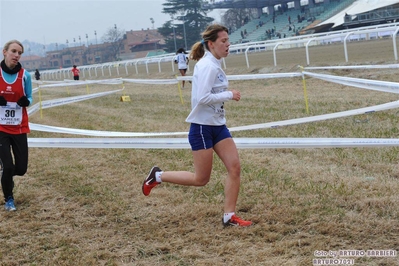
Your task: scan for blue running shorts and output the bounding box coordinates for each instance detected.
[188,123,232,151]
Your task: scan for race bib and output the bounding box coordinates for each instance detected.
[0,102,23,125]
[215,105,225,118]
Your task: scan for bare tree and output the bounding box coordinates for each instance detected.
[102,25,125,61]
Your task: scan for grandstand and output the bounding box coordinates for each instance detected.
[204,0,399,44]
[310,0,399,32]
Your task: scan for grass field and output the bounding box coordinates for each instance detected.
[1,38,399,265]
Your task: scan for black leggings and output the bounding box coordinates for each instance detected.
[0,132,28,201]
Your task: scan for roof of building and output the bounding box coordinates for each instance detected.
[129,40,161,47]
[204,0,295,9]
[314,0,399,29]
[20,55,42,61]
[126,29,165,45]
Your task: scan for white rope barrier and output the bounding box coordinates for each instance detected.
[176,73,302,81]
[304,64,399,70]
[229,100,399,131]
[27,137,399,149]
[38,78,123,88]
[27,89,124,116]
[29,123,187,137]
[29,100,399,136]
[303,71,399,94]
[26,65,399,148]
[122,78,178,85]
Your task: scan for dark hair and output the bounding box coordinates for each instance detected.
[73,65,77,68]
[176,48,187,54]
[190,24,228,61]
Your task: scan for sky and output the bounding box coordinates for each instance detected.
[0,0,223,46]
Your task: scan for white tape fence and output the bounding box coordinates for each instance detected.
[28,65,399,149]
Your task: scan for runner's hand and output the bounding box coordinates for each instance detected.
[0,96,7,106]
[17,96,30,107]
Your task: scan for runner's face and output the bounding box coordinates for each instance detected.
[3,43,23,69]
[209,31,230,59]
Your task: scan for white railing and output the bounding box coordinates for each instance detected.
[35,22,399,80]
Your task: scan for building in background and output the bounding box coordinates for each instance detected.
[123,29,165,60]
[20,28,166,71]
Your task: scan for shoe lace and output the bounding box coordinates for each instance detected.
[6,197,14,204]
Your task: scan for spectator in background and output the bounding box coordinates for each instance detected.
[71,65,80,80]
[174,48,189,89]
[34,69,40,80]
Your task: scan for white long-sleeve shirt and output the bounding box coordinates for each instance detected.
[185,52,233,126]
[174,53,188,70]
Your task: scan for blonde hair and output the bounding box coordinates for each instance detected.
[189,24,228,61]
[3,40,24,54]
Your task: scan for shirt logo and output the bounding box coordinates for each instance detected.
[6,86,12,91]
[217,74,224,82]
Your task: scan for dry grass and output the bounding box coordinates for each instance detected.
[1,39,399,265]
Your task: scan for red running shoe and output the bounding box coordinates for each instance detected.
[142,166,161,196]
[223,214,252,227]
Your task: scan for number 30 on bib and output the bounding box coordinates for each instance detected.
[0,102,23,125]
